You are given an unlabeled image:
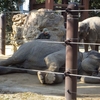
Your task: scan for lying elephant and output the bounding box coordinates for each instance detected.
[0,40,100,84]
[78,16,100,52]
[0,40,66,84]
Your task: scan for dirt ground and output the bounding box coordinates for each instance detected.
[0,73,100,100]
[0,46,99,100]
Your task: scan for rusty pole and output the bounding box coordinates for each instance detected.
[81,0,89,20]
[45,0,54,9]
[0,13,6,55]
[65,2,78,100]
[0,13,5,55]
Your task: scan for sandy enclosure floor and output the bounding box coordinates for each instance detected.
[0,45,99,100]
[0,72,100,100]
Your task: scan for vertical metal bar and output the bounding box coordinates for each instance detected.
[62,0,68,4]
[0,13,6,55]
[62,0,68,28]
[65,2,78,100]
[29,0,36,11]
[81,0,89,52]
[45,0,54,9]
[81,0,89,20]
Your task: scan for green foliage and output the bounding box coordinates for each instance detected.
[36,0,45,4]
[35,0,62,4]
[0,0,16,12]
[0,0,21,42]
[89,0,100,17]
[57,0,62,4]
[36,0,62,4]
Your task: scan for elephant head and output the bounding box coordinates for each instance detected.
[78,22,90,41]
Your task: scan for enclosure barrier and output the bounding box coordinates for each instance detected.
[65,2,78,100]
[0,13,5,55]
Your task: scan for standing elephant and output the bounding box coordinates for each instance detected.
[78,16,100,52]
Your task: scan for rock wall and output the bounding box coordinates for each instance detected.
[12,9,66,44]
[12,14,27,44]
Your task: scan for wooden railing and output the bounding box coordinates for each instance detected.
[29,0,89,20]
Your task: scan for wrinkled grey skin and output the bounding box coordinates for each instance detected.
[81,50,100,84]
[0,40,100,84]
[0,40,65,69]
[78,16,100,52]
[0,40,66,84]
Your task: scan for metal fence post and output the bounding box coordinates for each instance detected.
[0,13,6,55]
[45,0,54,9]
[65,2,78,100]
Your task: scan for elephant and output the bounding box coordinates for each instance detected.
[0,39,100,84]
[78,16,100,52]
[80,50,100,83]
[0,39,66,84]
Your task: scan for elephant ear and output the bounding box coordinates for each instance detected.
[78,22,90,41]
[79,22,90,32]
[84,23,90,35]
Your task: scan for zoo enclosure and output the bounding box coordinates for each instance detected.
[0,1,100,100]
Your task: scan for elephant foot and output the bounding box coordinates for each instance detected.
[37,71,46,84]
[81,72,100,84]
[37,71,56,84]
[37,71,64,84]
[45,73,56,84]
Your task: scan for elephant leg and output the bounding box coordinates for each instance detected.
[0,66,27,74]
[84,39,89,52]
[0,57,16,66]
[37,71,64,84]
[95,45,99,51]
[81,72,100,84]
[90,45,96,51]
[37,49,65,84]
[0,56,24,66]
[84,44,89,52]
[81,57,100,83]
[81,58,99,75]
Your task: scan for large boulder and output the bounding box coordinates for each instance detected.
[12,14,27,39]
[11,14,27,47]
[12,9,66,45]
